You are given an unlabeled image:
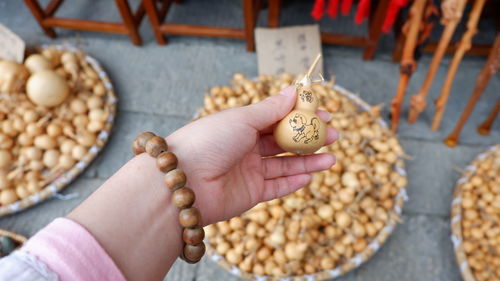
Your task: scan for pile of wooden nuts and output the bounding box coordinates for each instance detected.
[459,147,500,281]
[0,47,110,206]
[201,73,407,278]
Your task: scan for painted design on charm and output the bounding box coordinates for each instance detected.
[300,90,314,103]
[289,113,320,144]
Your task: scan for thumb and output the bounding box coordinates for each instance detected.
[241,86,296,131]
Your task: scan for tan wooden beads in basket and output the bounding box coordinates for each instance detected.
[199,73,408,280]
[451,144,500,281]
[0,45,116,216]
[132,132,205,263]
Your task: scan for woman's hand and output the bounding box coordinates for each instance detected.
[167,86,338,225]
[67,86,337,281]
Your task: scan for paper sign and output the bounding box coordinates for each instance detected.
[255,25,322,76]
[0,24,25,62]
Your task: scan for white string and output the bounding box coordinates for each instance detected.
[53,192,79,201]
[450,235,461,249]
[327,268,341,278]
[451,196,462,205]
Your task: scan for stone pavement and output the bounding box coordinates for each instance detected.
[0,0,498,280]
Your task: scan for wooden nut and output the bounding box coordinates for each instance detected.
[164,169,186,191]
[172,187,195,209]
[183,243,205,263]
[179,207,201,228]
[132,132,155,155]
[145,136,168,157]
[156,151,177,173]
[183,226,205,245]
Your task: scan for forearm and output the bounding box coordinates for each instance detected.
[67,153,183,281]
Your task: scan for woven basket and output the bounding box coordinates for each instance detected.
[204,84,408,281]
[0,228,27,246]
[450,144,499,281]
[0,44,117,217]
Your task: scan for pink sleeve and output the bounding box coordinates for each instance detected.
[20,217,126,281]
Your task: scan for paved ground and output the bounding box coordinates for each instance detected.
[0,0,499,280]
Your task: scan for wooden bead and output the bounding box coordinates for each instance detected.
[172,187,195,209]
[145,136,168,157]
[157,152,177,173]
[179,207,201,228]
[183,243,206,263]
[183,226,205,245]
[132,132,155,155]
[164,169,186,191]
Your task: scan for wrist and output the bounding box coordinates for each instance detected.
[68,153,183,281]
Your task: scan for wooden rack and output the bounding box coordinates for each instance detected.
[24,0,145,46]
[143,0,260,51]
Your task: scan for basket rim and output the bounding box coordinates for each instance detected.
[204,83,409,281]
[450,143,499,281]
[0,44,117,217]
[0,228,27,245]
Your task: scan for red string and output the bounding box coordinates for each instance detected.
[382,0,410,33]
[341,0,353,15]
[327,0,339,18]
[355,0,370,24]
[311,0,326,20]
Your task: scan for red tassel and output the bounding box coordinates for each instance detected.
[382,0,410,33]
[311,0,326,21]
[327,0,339,18]
[355,0,370,24]
[341,0,353,15]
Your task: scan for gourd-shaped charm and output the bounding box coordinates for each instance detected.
[274,54,327,154]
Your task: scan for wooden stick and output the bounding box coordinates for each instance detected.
[444,33,500,147]
[408,0,467,123]
[390,0,427,132]
[297,54,322,86]
[431,0,487,131]
[307,54,322,78]
[477,98,500,135]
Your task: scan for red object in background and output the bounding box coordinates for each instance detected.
[341,0,353,15]
[311,0,326,20]
[311,0,409,31]
[312,0,351,19]
[355,0,370,24]
[382,0,410,32]
[327,0,339,18]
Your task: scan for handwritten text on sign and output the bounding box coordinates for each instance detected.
[255,25,322,76]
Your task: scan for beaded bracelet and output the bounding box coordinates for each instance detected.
[132,132,205,264]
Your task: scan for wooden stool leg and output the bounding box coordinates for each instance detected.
[389,0,426,132]
[143,0,167,45]
[243,0,256,52]
[477,99,500,135]
[116,0,142,46]
[23,0,57,38]
[431,0,487,131]
[363,0,391,60]
[444,33,500,147]
[268,0,281,28]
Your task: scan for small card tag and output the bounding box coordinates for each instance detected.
[255,25,322,76]
[0,24,25,63]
